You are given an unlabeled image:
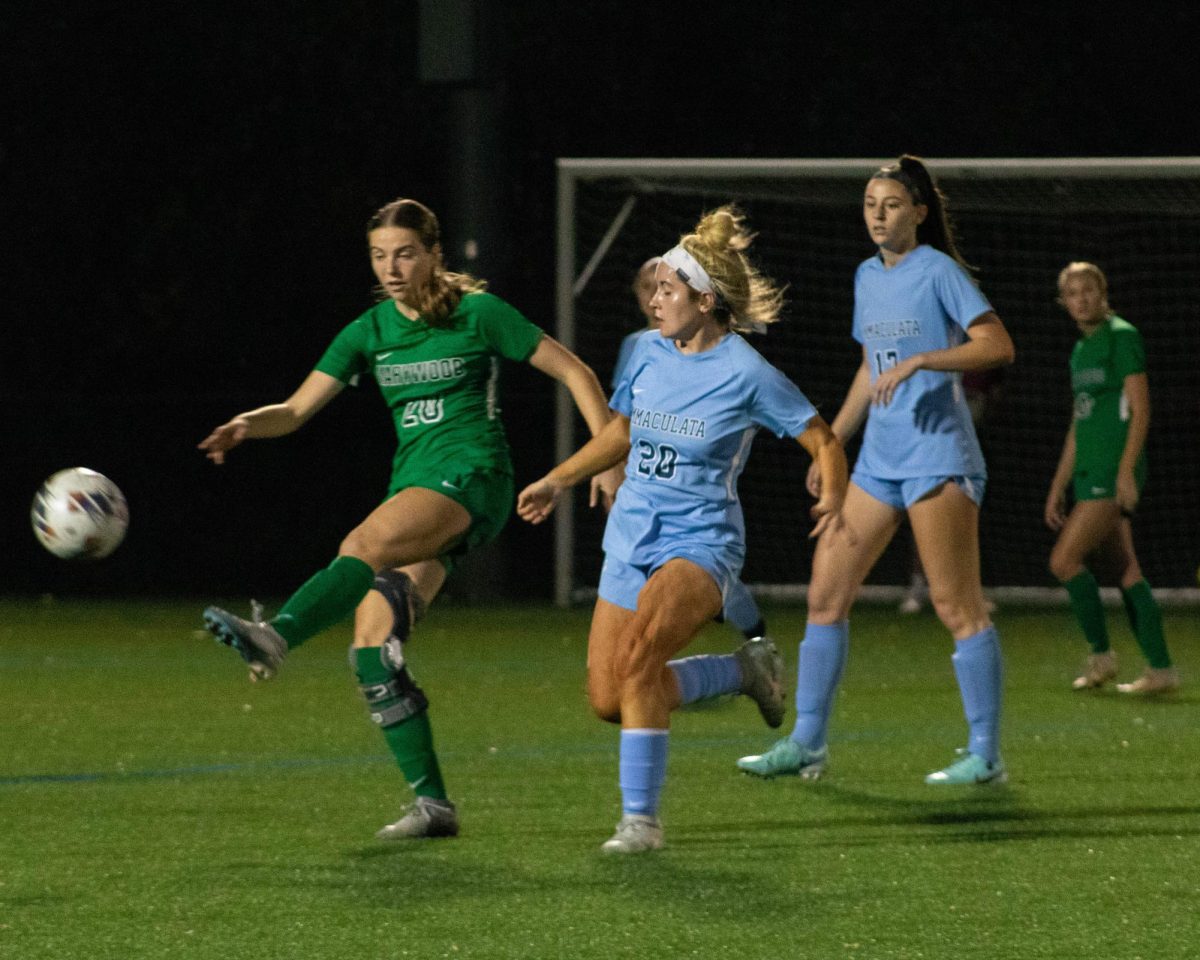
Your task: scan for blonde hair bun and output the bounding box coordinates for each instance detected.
[694,207,751,253]
[677,205,783,334]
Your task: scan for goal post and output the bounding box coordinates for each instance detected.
[553,157,1200,608]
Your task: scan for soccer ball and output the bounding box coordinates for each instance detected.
[31,468,129,560]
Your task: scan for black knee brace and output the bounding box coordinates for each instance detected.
[350,640,429,729]
[371,569,426,645]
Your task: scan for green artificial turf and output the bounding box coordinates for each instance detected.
[1,598,1197,959]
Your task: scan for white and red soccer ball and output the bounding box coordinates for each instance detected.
[31,468,129,560]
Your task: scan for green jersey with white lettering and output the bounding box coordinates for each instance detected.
[1069,314,1145,477]
[315,291,544,482]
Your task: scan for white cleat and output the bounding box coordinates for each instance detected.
[376,796,459,840]
[1071,650,1118,691]
[600,814,663,854]
[1116,667,1180,695]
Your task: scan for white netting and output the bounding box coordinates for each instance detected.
[557,160,1200,603]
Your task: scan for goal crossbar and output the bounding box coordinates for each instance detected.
[553,157,1200,607]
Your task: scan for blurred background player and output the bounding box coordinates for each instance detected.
[518,206,847,853]
[611,256,661,395]
[613,257,769,642]
[1045,261,1178,694]
[198,198,619,840]
[737,155,1015,786]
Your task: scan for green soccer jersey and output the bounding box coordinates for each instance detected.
[1069,314,1145,475]
[315,291,544,482]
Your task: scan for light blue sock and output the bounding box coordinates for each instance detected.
[723,580,764,637]
[952,626,1004,764]
[668,654,741,705]
[789,621,849,750]
[619,729,669,817]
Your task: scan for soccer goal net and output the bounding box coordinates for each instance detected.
[553,158,1200,607]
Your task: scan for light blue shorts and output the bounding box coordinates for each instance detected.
[598,548,737,613]
[851,471,986,511]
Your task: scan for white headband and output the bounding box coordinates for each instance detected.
[662,245,716,298]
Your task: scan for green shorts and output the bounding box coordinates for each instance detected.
[1072,459,1146,502]
[389,465,514,569]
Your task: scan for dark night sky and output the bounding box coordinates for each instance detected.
[3,2,1198,597]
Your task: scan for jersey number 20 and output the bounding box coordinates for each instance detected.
[636,440,678,480]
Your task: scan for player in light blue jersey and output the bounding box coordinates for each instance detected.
[519,206,847,853]
[611,258,662,392]
[613,258,770,644]
[738,155,1016,787]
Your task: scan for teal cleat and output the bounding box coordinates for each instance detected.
[736,738,827,780]
[924,749,1007,785]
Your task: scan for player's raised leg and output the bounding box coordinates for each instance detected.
[723,578,767,640]
[204,488,469,681]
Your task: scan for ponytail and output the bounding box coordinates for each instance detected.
[873,155,973,272]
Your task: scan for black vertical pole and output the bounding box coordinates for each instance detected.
[418,0,509,599]
[418,0,508,286]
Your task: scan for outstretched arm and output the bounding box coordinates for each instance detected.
[527,335,624,508]
[796,416,848,539]
[198,370,344,464]
[527,335,611,437]
[516,415,632,525]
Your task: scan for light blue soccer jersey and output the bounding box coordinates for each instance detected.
[853,245,991,478]
[605,331,817,571]
[612,328,654,390]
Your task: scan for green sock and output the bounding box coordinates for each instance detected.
[271,556,374,649]
[1122,580,1172,669]
[354,648,447,800]
[1064,570,1109,653]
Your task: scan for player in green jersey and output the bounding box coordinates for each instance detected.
[1045,262,1178,694]
[198,198,620,838]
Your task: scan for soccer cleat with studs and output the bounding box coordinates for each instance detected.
[600,814,664,854]
[376,796,460,840]
[1116,666,1180,695]
[1071,650,1118,690]
[203,602,288,682]
[924,748,1007,785]
[735,636,787,728]
[736,737,828,780]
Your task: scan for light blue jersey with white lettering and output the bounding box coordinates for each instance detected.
[853,244,991,478]
[612,327,655,390]
[605,331,817,571]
